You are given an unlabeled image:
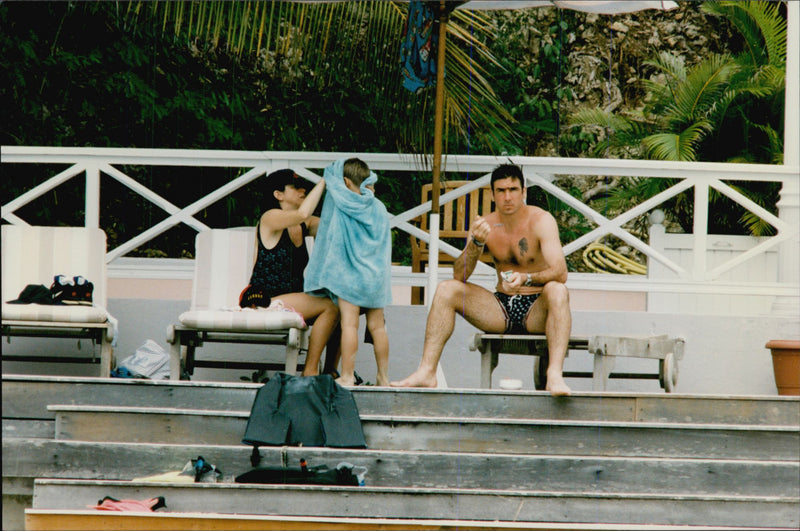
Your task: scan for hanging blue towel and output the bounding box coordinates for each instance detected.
[304,159,392,309]
[400,0,438,93]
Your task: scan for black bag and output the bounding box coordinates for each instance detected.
[239,284,271,308]
[235,458,365,486]
[242,373,367,451]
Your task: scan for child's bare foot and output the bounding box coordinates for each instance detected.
[390,369,437,388]
[545,371,571,397]
[336,376,356,387]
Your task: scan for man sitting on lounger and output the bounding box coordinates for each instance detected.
[391,164,572,396]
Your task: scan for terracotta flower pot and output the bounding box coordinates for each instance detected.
[766,340,800,396]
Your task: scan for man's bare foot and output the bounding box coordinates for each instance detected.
[375,374,390,387]
[546,372,571,397]
[390,369,437,388]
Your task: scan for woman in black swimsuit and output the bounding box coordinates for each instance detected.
[245,169,339,376]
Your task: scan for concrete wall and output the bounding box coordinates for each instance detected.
[3,297,797,395]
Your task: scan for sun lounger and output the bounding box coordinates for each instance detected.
[470,333,685,392]
[165,227,311,380]
[1,225,115,376]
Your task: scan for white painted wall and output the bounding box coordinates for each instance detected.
[3,300,797,396]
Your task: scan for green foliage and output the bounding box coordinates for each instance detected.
[0,1,430,258]
[2,1,787,255]
[488,10,580,155]
[120,1,517,155]
[566,0,785,235]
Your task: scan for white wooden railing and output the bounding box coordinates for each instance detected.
[2,146,798,313]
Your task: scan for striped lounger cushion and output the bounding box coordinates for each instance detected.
[179,307,307,332]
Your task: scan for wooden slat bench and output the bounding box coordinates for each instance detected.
[410,181,494,305]
[470,333,685,392]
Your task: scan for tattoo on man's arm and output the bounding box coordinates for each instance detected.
[518,238,528,254]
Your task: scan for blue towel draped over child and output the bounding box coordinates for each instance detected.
[304,159,392,309]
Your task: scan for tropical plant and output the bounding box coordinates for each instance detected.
[0,1,434,258]
[120,1,517,155]
[489,9,580,156]
[567,0,786,235]
[570,50,742,161]
[701,0,786,164]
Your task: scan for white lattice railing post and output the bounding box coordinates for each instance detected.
[772,177,800,316]
[773,0,800,317]
[84,164,101,229]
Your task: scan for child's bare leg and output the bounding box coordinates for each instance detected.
[336,299,360,386]
[365,308,389,386]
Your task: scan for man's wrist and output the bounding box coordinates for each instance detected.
[470,236,485,247]
[524,273,532,286]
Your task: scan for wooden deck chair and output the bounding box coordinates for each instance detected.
[1,225,115,376]
[165,227,311,380]
[410,181,495,304]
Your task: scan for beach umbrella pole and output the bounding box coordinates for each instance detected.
[429,1,449,387]
[428,1,448,304]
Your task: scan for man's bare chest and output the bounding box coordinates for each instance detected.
[489,232,540,266]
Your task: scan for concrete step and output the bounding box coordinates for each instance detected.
[6,438,797,498]
[48,404,800,460]
[30,478,800,529]
[5,374,799,426]
[30,509,760,531]
[3,418,51,439]
[7,374,799,530]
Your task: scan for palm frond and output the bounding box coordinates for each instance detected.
[664,54,737,127]
[744,63,785,95]
[639,77,673,110]
[739,211,776,236]
[702,1,786,69]
[724,180,778,236]
[643,51,687,97]
[568,108,632,131]
[704,88,739,130]
[605,176,677,213]
[642,120,711,161]
[702,1,765,68]
[753,123,784,165]
[568,108,654,158]
[122,1,512,154]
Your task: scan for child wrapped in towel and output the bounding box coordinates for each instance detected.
[304,158,392,386]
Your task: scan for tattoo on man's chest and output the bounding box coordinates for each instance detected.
[518,238,528,255]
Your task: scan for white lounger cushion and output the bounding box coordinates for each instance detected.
[179,308,307,332]
[2,303,109,323]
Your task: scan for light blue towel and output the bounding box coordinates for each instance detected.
[304,159,392,309]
